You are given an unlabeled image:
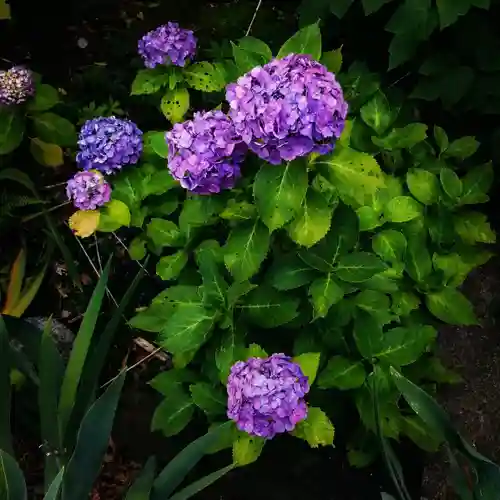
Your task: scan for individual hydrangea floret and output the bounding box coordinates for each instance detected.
[138,22,197,68]
[227,354,310,439]
[66,170,111,210]
[166,110,245,194]
[76,116,143,175]
[226,53,348,164]
[0,66,35,106]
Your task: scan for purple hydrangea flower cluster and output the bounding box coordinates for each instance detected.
[138,22,197,68]
[76,116,143,175]
[0,66,35,106]
[226,53,348,164]
[66,170,111,210]
[227,354,310,439]
[166,110,245,194]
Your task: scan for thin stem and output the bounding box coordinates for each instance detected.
[111,231,150,276]
[22,201,71,223]
[245,0,263,37]
[94,233,103,275]
[42,181,67,190]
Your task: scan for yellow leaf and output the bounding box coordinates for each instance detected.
[30,138,64,167]
[0,0,10,20]
[69,210,100,238]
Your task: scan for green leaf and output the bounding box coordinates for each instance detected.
[44,467,65,500]
[156,251,188,281]
[375,325,436,366]
[30,138,64,167]
[401,416,441,452]
[360,91,393,135]
[184,62,225,92]
[436,0,473,29]
[433,125,449,154]
[246,343,268,359]
[149,370,194,396]
[356,206,383,231]
[444,136,479,159]
[372,230,407,263]
[391,291,420,316]
[440,167,462,201]
[454,212,496,244]
[131,68,170,95]
[362,0,394,15]
[128,237,147,261]
[159,303,215,356]
[144,131,169,159]
[405,235,432,282]
[220,200,256,221]
[237,36,272,62]
[62,372,126,500]
[224,220,270,282]
[292,407,335,447]
[384,196,422,223]
[460,163,493,205]
[195,240,228,308]
[125,457,156,500]
[189,382,225,417]
[406,168,439,205]
[277,23,322,60]
[27,83,59,112]
[232,42,266,74]
[426,288,477,325]
[0,318,12,456]
[32,112,76,147]
[254,160,308,231]
[268,254,317,291]
[215,329,246,383]
[373,124,427,150]
[329,0,355,18]
[321,48,343,74]
[317,356,366,390]
[0,450,27,500]
[129,302,173,333]
[147,218,183,248]
[309,274,344,318]
[287,190,334,247]
[233,434,265,466]
[241,286,299,328]
[151,390,194,437]
[353,309,384,359]
[160,88,190,123]
[293,352,321,384]
[227,282,256,308]
[98,199,131,232]
[335,252,386,283]
[179,195,223,237]
[0,108,25,155]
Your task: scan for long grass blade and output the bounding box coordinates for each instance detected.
[0,450,27,500]
[43,467,65,500]
[0,317,13,456]
[3,248,26,315]
[125,456,157,500]
[167,464,235,500]
[58,258,111,445]
[152,421,232,500]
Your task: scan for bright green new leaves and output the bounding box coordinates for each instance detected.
[240,286,299,328]
[254,160,308,231]
[293,352,321,384]
[292,407,335,447]
[444,136,479,159]
[426,288,477,325]
[360,91,394,135]
[406,169,439,205]
[277,23,322,61]
[29,138,64,167]
[440,167,462,201]
[147,219,183,248]
[32,112,76,147]
[372,230,407,263]
[0,108,25,155]
[335,252,386,283]
[287,190,334,247]
[454,212,496,244]
[460,163,493,205]
[184,62,225,92]
[98,199,131,232]
[233,434,265,466]
[130,68,170,95]
[268,255,317,291]
[160,88,189,123]
[189,383,225,417]
[224,220,270,282]
[317,356,366,390]
[384,196,422,223]
[309,275,344,318]
[151,389,194,437]
[156,251,188,281]
[373,124,427,151]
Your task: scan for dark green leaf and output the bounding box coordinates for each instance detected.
[43,467,65,500]
[436,0,473,29]
[321,48,343,74]
[362,0,394,15]
[195,240,228,308]
[0,108,25,155]
[372,230,407,263]
[156,251,188,281]
[405,235,432,282]
[215,329,246,383]
[189,382,225,417]
[0,318,12,455]
[353,309,384,359]
[179,195,223,237]
[329,0,355,18]
[129,302,173,332]
[151,390,194,437]
[131,68,170,95]
[147,219,183,248]
[268,255,317,291]
[425,288,477,325]
[237,37,272,61]
[0,450,27,500]
[277,23,322,60]
[317,356,366,390]
[125,457,156,500]
[27,84,60,112]
[232,42,266,74]
[309,274,344,318]
[335,252,386,283]
[32,112,76,147]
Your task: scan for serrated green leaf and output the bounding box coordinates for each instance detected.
[454,212,496,244]
[277,23,322,60]
[372,230,407,263]
[444,136,479,159]
[355,290,392,325]
[232,42,267,74]
[246,343,268,359]
[391,291,420,316]
[130,68,170,95]
[309,274,344,318]
[432,252,470,287]
[215,329,246,383]
[129,302,174,333]
[147,218,183,248]
[156,251,188,281]
[292,407,334,447]
[268,254,317,291]
[406,168,439,205]
[353,309,384,359]
[373,124,428,150]
[184,62,225,92]
[336,252,386,283]
[360,91,394,135]
[98,199,131,232]
[160,88,189,123]
[224,220,270,282]
[237,36,272,61]
[149,370,194,396]
[195,240,227,308]
[254,160,308,231]
[293,352,321,385]
[233,434,265,466]
[179,195,223,237]
[0,108,25,155]
[426,288,477,325]
[151,390,194,437]
[143,131,169,159]
[317,356,366,390]
[460,163,493,205]
[189,382,225,417]
[384,196,422,223]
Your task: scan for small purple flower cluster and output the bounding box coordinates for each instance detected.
[227,354,310,439]
[66,170,111,210]
[0,66,35,106]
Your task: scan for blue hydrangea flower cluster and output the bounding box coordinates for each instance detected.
[76,116,143,175]
[227,354,310,439]
[138,22,197,68]
[166,110,245,194]
[66,170,111,210]
[226,53,348,164]
[0,66,35,106]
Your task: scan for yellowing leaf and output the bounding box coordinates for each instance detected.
[0,0,11,19]
[69,210,100,238]
[30,138,64,167]
[292,407,335,447]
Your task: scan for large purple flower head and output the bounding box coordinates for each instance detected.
[226,53,348,164]
[76,116,143,175]
[138,22,197,68]
[66,170,111,210]
[0,66,35,106]
[227,354,310,439]
[166,110,245,194]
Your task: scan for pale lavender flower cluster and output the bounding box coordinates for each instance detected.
[226,53,348,164]
[166,110,245,194]
[76,116,143,175]
[0,66,35,106]
[227,354,310,439]
[66,170,111,210]
[138,22,197,68]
